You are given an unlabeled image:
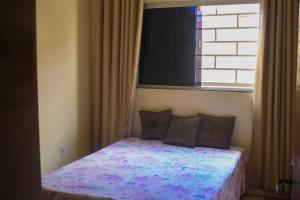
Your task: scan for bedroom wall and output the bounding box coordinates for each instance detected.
[132,88,253,153]
[37,0,91,175]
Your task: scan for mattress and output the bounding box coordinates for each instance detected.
[42,137,246,200]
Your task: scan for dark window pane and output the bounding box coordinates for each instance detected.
[139,7,197,86]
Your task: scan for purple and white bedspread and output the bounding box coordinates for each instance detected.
[42,137,246,200]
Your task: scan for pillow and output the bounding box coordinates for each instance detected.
[196,114,235,149]
[139,109,172,140]
[164,115,201,147]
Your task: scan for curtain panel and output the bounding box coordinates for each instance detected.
[90,0,144,149]
[248,0,299,193]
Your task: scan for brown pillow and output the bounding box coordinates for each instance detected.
[139,109,172,140]
[196,114,235,149]
[164,115,201,147]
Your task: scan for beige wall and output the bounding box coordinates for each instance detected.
[37,0,91,175]
[132,88,253,153]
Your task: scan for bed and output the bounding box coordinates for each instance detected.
[42,137,246,200]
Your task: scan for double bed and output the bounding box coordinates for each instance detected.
[42,137,246,200]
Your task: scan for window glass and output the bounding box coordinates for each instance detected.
[197,3,260,88]
[139,3,260,90]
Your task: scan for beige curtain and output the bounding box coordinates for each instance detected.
[247,0,299,193]
[90,0,144,149]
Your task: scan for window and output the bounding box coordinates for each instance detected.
[139,7,197,86]
[196,4,260,88]
[139,3,260,90]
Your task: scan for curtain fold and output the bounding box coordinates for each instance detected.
[90,0,144,149]
[247,0,298,193]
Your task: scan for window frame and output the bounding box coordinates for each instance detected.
[137,84,254,93]
[139,0,260,93]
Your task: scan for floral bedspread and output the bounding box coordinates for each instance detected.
[42,137,245,200]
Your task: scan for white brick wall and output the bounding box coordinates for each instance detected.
[196,4,260,88]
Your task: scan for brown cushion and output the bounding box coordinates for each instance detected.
[139,109,172,140]
[164,115,201,147]
[196,114,235,149]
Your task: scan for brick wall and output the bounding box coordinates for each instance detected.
[195,4,260,88]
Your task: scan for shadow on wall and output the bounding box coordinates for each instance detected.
[76,0,92,160]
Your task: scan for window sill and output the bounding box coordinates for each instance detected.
[137,84,254,93]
